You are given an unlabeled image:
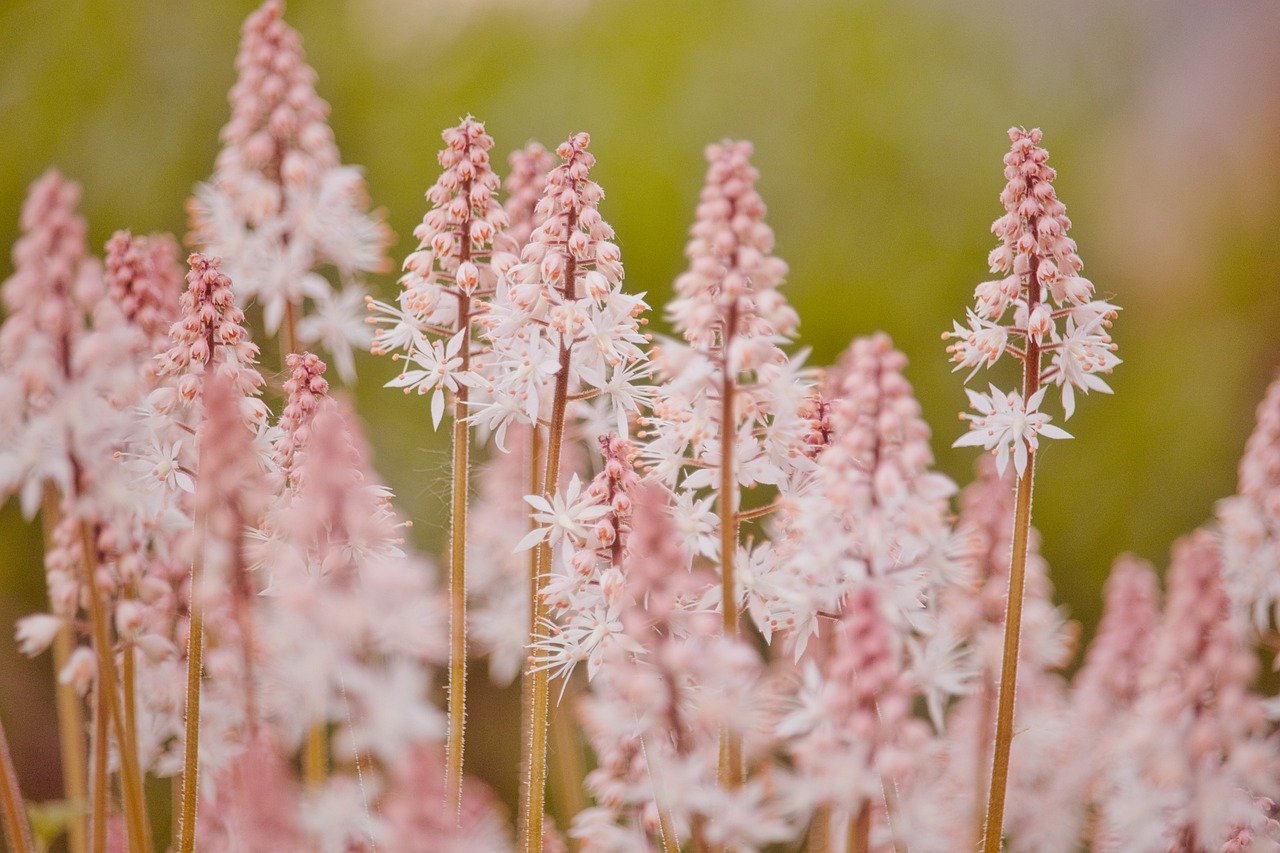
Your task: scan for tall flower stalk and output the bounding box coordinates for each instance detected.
[369,116,510,815]
[945,127,1119,851]
[0,714,32,853]
[643,140,808,791]
[477,132,647,851]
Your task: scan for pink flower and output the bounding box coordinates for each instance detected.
[953,385,1071,477]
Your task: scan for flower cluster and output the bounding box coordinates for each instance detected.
[189,0,390,377]
[947,127,1119,476]
[641,140,814,575]
[474,132,650,446]
[8,8,1280,853]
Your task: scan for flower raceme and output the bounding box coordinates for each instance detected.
[945,127,1120,475]
[190,0,391,374]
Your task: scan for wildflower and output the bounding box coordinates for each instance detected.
[189,0,391,371]
[518,473,610,552]
[953,385,1072,477]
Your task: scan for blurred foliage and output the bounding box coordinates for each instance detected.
[2,0,1279,817]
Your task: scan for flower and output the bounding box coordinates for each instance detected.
[953,385,1071,477]
[517,474,609,552]
[384,330,468,428]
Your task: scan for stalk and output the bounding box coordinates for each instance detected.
[89,680,107,852]
[807,805,831,853]
[516,426,543,846]
[716,303,742,789]
[304,724,327,788]
[980,247,1043,853]
[77,522,149,853]
[40,489,87,853]
[177,526,206,853]
[521,209,578,852]
[548,684,587,845]
[0,713,33,853]
[848,804,870,853]
[281,299,299,362]
[445,193,474,819]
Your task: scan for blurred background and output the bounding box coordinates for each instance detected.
[2,0,1279,827]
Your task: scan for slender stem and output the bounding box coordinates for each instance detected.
[549,679,588,847]
[0,713,33,853]
[304,723,327,788]
[981,238,1043,853]
[89,680,107,853]
[980,458,1034,853]
[521,206,578,852]
[445,300,473,821]
[848,804,870,853]
[517,426,543,847]
[40,489,88,853]
[807,805,831,853]
[177,526,206,853]
[716,303,742,791]
[76,523,149,853]
[655,802,680,853]
[281,299,299,365]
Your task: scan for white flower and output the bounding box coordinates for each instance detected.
[298,284,372,383]
[953,385,1072,477]
[517,474,611,552]
[15,614,62,657]
[384,330,469,428]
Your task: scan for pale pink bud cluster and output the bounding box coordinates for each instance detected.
[1095,532,1278,848]
[104,230,182,354]
[381,746,514,851]
[0,170,101,516]
[158,253,266,427]
[475,133,650,446]
[190,0,390,378]
[947,128,1119,476]
[503,141,554,247]
[666,140,795,348]
[272,350,329,478]
[1218,374,1280,631]
[371,117,510,427]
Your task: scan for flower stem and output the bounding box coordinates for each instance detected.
[282,297,299,365]
[716,302,742,790]
[177,525,206,853]
[521,212,578,852]
[445,288,473,821]
[807,805,831,853]
[89,681,107,852]
[0,712,33,853]
[549,680,587,844]
[77,522,149,853]
[980,224,1044,853]
[304,723,327,788]
[40,488,87,853]
[980,456,1034,853]
[848,804,870,853]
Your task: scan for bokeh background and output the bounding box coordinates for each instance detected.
[2,0,1279,827]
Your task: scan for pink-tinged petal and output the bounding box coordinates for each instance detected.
[514,527,549,552]
[430,388,446,429]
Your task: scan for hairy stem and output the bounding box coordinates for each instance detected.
[521,206,578,852]
[0,713,33,853]
[549,680,587,847]
[981,241,1042,853]
[77,523,149,853]
[89,680,107,852]
[517,426,543,846]
[281,299,299,365]
[177,527,206,853]
[304,723,327,788]
[40,489,87,853]
[716,302,742,790]
[807,805,831,853]
[980,458,1034,853]
[446,298,473,821]
[848,803,870,853]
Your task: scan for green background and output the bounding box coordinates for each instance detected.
[2,0,1279,822]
